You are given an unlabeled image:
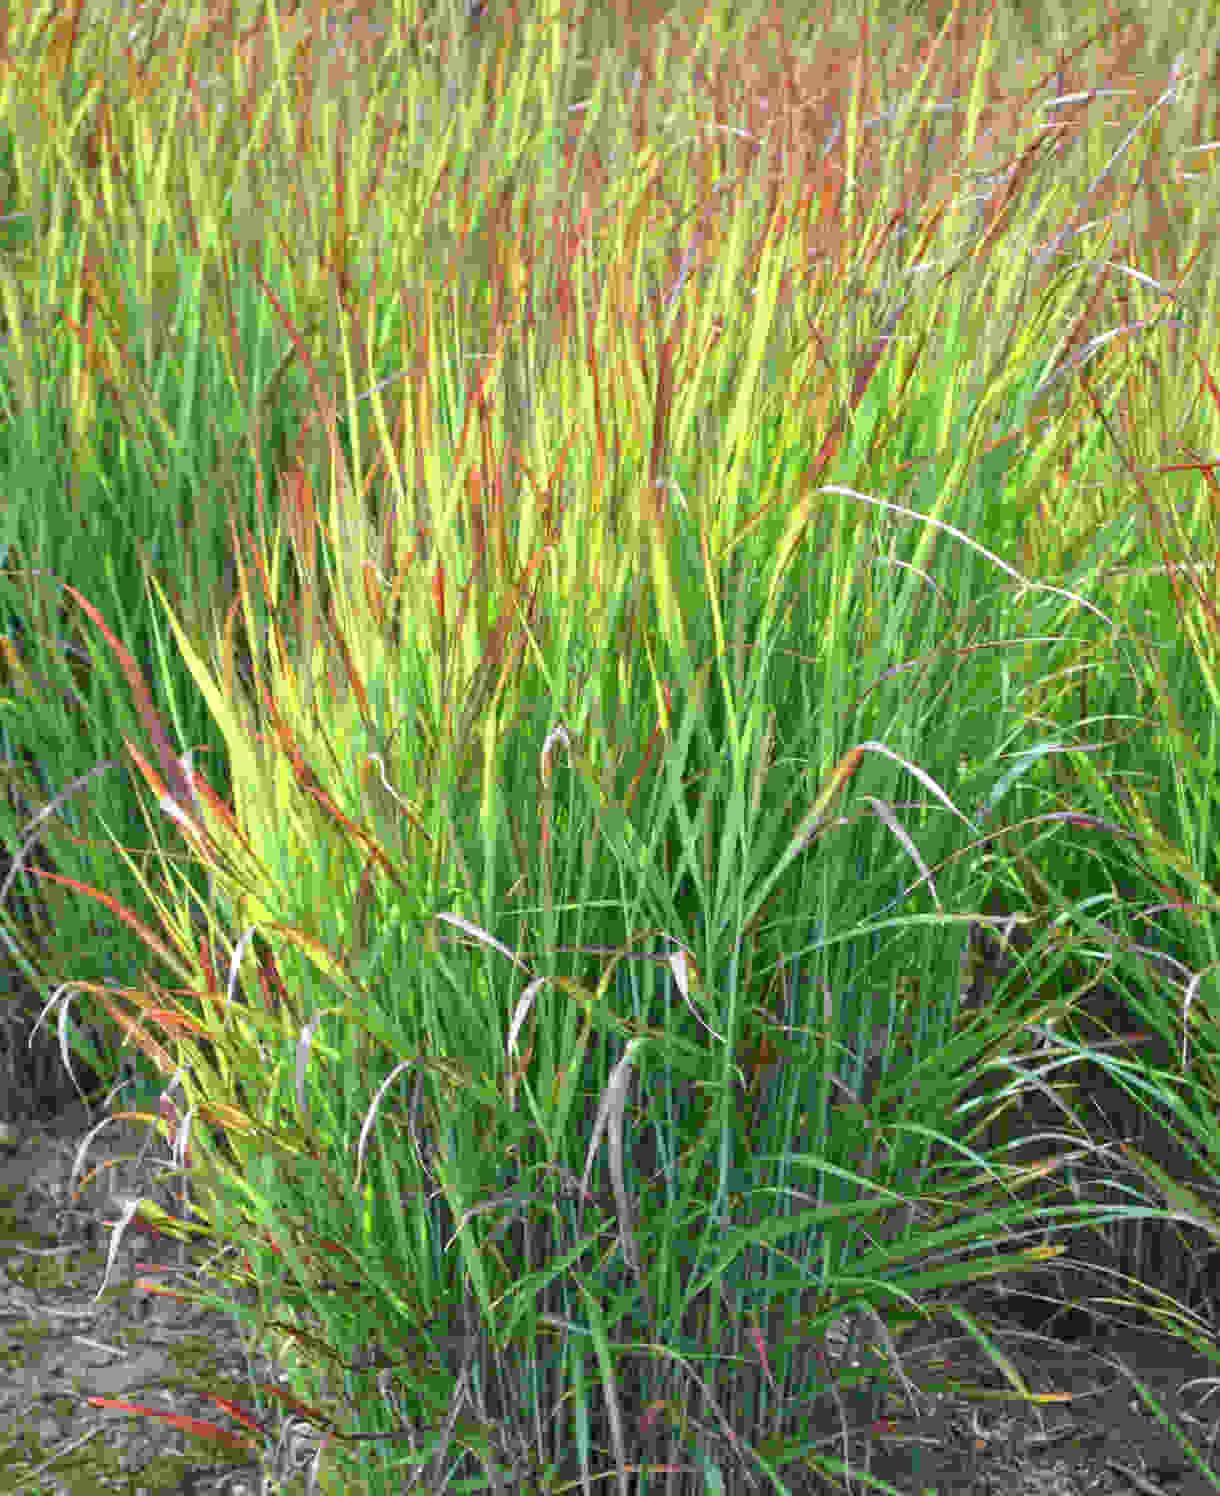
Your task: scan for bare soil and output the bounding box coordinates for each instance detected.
[0,1100,330,1496]
[820,1308,1220,1495]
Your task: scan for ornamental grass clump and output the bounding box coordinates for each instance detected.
[2,0,1220,1489]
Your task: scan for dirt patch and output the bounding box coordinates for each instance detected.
[826,1311,1220,1496]
[0,1100,328,1495]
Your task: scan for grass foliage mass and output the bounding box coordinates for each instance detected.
[2,0,1220,1488]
